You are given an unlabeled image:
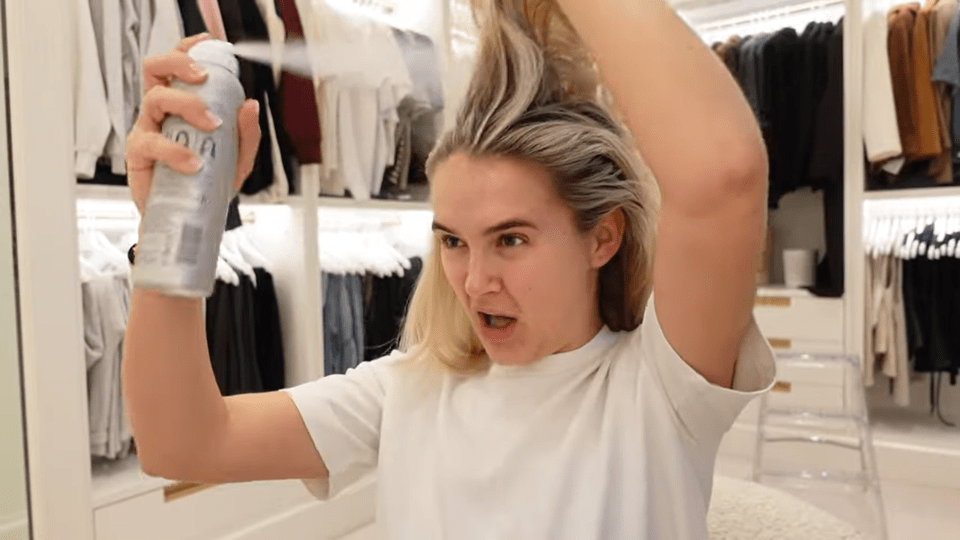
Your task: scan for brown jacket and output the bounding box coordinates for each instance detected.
[912,4,944,159]
[888,3,943,162]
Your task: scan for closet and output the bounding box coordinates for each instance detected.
[679,0,960,492]
[12,0,451,539]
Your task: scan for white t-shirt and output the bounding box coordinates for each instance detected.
[285,297,776,539]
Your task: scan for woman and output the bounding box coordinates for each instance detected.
[124,0,775,538]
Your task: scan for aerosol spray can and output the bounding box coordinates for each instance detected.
[133,40,245,297]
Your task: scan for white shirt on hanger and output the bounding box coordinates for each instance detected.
[75,0,113,179]
[285,296,776,540]
[863,8,905,171]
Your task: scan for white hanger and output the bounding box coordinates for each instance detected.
[216,256,240,286]
[220,235,257,285]
[234,227,270,269]
[78,227,124,275]
[92,230,129,272]
[79,255,98,282]
[949,211,960,258]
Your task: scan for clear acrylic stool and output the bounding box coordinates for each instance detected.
[752,352,888,540]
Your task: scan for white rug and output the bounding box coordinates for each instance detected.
[709,476,863,540]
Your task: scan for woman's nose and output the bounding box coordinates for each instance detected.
[464,252,500,297]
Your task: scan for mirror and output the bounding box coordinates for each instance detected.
[0,4,30,532]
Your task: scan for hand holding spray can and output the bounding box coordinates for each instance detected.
[133,40,246,297]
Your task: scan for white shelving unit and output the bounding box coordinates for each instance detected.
[12,0,451,537]
[863,185,960,199]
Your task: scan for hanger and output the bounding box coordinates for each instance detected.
[233,227,271,269]
[219,238,257,285]
[216,256,240,286]
[78,225,125,276]
[693,0,843,42]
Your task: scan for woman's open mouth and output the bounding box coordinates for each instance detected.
[480,312,517,330]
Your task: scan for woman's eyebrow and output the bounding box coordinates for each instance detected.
[483,220,537,235]
[431,219,538,236]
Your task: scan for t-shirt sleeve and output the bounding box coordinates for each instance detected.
[640,295,776,447]
[282,351,403,499]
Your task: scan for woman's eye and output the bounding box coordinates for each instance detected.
[499,234,525,248]
[442,236,463,249]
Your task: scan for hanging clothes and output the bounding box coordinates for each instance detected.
[863,254,911,406]
[206,266,287,394]
[808,22,845,297]
[889,5,926,161]
[75,0,184,179]
[932,4,960,183]
[870,0,960,189]
[911,5,945,158]
[276,0,323,165]
[863,8,905,168]
[75,0,113,179]
[924,0,958,183]
[216,0,298,196]
[391,28,444,191]
[253,268,286,390]
[363,256,423,361]
[903,253,960,375]
[322,273,366,376]
[83,274,134,460]
[711,20,844,296]
[178,0,206,35]
[712,35,742,77]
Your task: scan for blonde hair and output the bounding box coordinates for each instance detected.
[399,0,659,372]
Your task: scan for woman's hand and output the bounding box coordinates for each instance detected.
[126,33,261,215]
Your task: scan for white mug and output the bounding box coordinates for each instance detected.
[783,249,816,288]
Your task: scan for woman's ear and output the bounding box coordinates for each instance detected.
[591,208,625,268]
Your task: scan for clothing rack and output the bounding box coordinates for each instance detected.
[862,196,960,427]
[864,195,960,217]
[689,0,845,43]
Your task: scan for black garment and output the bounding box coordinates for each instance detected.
[206,273,290,395]
[207,278,263,395]
[364,257,423,361]
[903,249,960,376]
[794,22,833,188]
[225,196,243,231]
[177,0,207,36]
[79,162,128,186]
[761,27,802,204]
[253,268,286,390]
[217,0,297,195]
[807,23,845,297]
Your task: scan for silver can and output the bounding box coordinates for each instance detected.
[133,40,246,297]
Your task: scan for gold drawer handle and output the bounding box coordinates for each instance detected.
[164,481,217,503]
[772,381,793,393]
[755,296,792,308]
[768,337,792,349]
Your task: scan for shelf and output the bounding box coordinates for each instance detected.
[238,194,308,208]
[76,183,309,209]
[317,196,432,211]
[757,285,816,298]
[76,183,131,202]
[90,454,170,509]
[863,185,960,200]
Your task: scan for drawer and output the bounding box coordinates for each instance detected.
[766,380,845,411]
[94,480,316,540]
[764,337,844,356]
[754,294,844,344]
